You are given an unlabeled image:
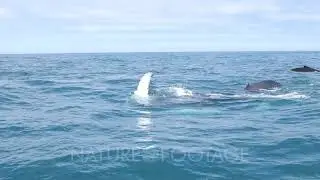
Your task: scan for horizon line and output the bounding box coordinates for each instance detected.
[1,50,320,55]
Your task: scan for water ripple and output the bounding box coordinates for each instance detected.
[1,52,320,179]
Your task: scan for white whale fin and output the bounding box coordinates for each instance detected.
[134,72,153,98]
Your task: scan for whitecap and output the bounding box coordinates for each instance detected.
[167,86,193,97]
[207,92,308,100]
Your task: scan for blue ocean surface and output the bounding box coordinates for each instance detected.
[1,52,320,179]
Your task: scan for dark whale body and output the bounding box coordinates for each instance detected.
[291,66,320,72]
[245,80,282,92]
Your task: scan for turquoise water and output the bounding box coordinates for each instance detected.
[1,52,320,179]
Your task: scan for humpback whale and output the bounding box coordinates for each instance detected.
[291,66,320,72]
[245,80,281,92]
[134,72,153,98]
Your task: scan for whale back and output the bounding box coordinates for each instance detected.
[291,66,320,72]
[245,80,281,91]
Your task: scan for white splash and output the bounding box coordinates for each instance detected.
[259,88,281,93]
[208,92,308,100]
[168,86,193,97]
[207,93,226,99]
[247,92,309,99]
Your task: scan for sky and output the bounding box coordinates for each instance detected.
[0,0,320,53]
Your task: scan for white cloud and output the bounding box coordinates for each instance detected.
[38,0,279,22]
[0,6,15,19]
[0,7,9,18]
[214,1,279,15]
[268,12,320,21]
[3,0,320,36]
[1,0,320,52]
[34,0,280,34]
[70,24,181,33]
[3,0,320,23]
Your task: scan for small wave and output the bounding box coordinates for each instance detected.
[25,80,55,86]
[165,108,221,115]
[46,106,83,113]
[208,92,308,100]
[0,71,32,77]
[130,109,151,114]
[43,86,91,94]
[207,93,227,99]
[245,92,308,99]
[259,88,281,93]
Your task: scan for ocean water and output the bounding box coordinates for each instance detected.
[1,52,320,180]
